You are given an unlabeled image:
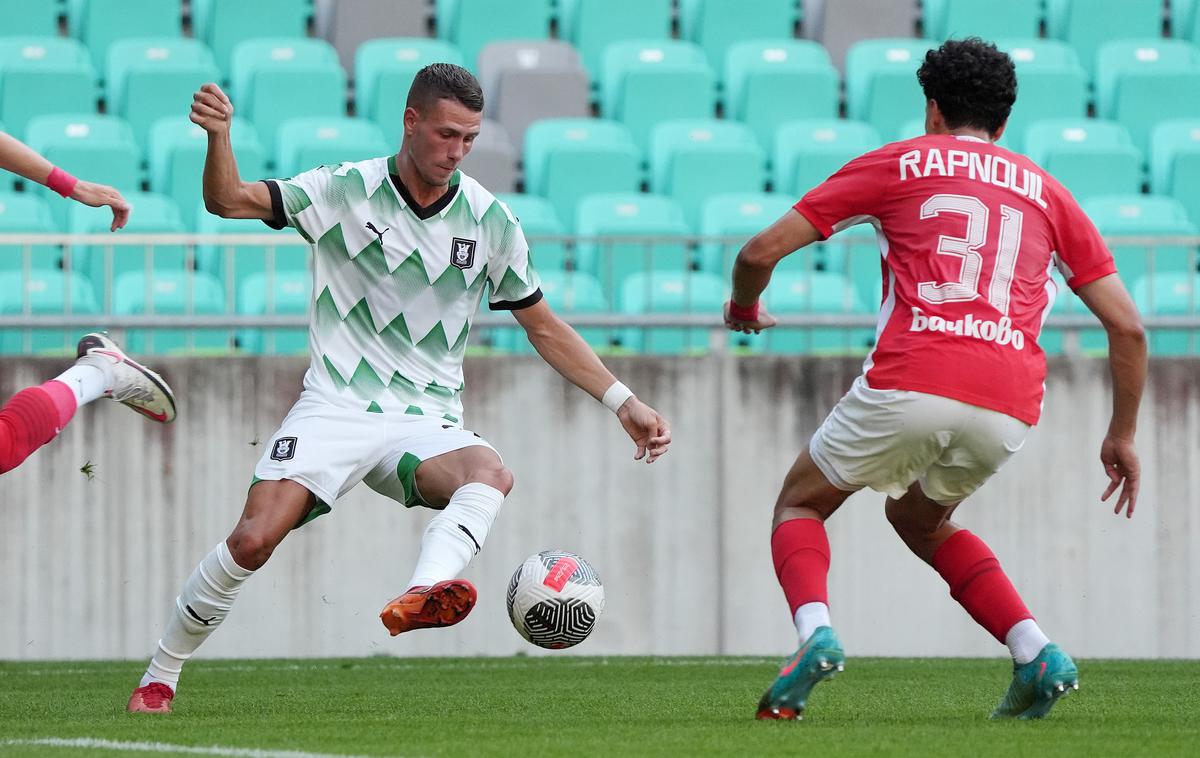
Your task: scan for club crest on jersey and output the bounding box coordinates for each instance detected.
[450,237,476,269]
[270,436,298,461]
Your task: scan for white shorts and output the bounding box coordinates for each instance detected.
[809,377,1030,506]
[253,391,498,524]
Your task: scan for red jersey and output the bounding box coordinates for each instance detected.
[794,134,1116,425]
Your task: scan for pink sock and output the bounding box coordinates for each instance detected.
[40,381,78,429]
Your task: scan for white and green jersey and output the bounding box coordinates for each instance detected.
[264,156,541,423]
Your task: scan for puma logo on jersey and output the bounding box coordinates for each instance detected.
[366,222,389,246]
[909,307,1027,350]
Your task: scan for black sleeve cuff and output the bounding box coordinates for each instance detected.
[489,288,543,311]
[261,179,288,230]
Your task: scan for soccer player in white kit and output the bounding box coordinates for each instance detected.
[128,65,671,713]
[725,39,1146,721]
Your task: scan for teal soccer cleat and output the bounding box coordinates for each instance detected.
[756,626,845,720]
[990,643,1079,720]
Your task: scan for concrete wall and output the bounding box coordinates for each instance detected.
[1,355,1197,661]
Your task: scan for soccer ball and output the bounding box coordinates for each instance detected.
[506,550,605,649]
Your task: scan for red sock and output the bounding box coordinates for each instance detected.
[40,380,78,429]
[771,517,830,614]
[0,386,66,474]
[932,530,1032,643]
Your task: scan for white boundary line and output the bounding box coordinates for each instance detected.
[1,738,402,758]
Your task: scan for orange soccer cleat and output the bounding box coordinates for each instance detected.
[379,579,477,636]
[127,682,175,713]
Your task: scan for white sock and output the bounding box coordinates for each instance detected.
[407,483,504,589]
[793,601,832,642]
[140,542,255,691]
[52,364,109,406]
[1005,618,1051,664]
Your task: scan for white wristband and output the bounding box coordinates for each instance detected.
[601,381,634,414]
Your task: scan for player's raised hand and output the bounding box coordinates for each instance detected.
[70,180,130,231]
[1100,434,1140,518]
[190,83,234,133]
[724,301,778,334]
[617,398,671,464]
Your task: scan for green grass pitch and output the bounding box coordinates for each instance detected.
[1,657,1197,757]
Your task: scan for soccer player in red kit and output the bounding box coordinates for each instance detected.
[725,39,1146,721]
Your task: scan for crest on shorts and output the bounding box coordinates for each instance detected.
[450,237,476,269]
[270,436,298,461]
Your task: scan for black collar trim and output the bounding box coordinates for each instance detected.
[390,173,457,220]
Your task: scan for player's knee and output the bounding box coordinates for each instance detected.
[226,528,277,571]
[471,464,514,496]
[885,498,919,537]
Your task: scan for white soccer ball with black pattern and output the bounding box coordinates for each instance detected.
[506,550,605,649]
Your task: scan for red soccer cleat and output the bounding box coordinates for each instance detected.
[127,682,175,713]
[379,579,477,636]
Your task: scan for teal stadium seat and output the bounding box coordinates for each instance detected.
[494,193,568,272]
[763,271,873,355]
[574,193,691,304]
[1023,119,1143,202]
[1046,0,1163,76]
[355,39,465,141]
[648,119,766,227]
[493,270,612,353]
[148,117,266,230]
[618,271,725,354]
[0,37,97,141]
[106,38,220,149]
[773,119,880,196]
[995,39,1089,151]
[1039,271,1073,355]
[522,118,642,232]
[230,38,347,161]
[819,223,885,309]
[724,40,839,148]
[0,269,99,354]
[275,117,391,177]
[679,0,799,77]
[601,40,717,151]
[113,269,229,354]
[1095,39,1200,158]
[25,114,141,226]
[924,0,1041,40]
[1083,194,1199,285]
[0,193,59,271]
[896,118,925,141]
[192,0,309,76]
[0,0,59,37]
[237,270,311,355]
[559,0,672,88]
[66,0,181,76]
[436,0,552,70]
[845,39,932,141]
[194,209,309,294]
[1175,0,1200,42]
[1133,271,1200,354]
[696,192,795,275]
[1150,119,1200,225]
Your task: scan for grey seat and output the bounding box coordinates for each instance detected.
[459,118,518,192]
[802,0,919,72]
[316,0,431,74]
[478,40,591,148]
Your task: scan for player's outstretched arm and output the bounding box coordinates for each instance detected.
[0,131,130,231]
[190,83,273,220]
[512,300,671,463]
[1076,274,1147,518]
[726,209,822,334]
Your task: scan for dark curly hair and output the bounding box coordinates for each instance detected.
[916,38,1017,136]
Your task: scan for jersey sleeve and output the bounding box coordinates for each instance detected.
[1049,191,1118,290]
[486,216,543,310]
[261,165,341,244]
[793,147,892,239]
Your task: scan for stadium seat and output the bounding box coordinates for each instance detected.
[1023,119,1143,202]
[1045,0,1164,76]
[523,118,642,232]
[0,0,59,37]
[437,0,552,70]
[558,0,673,86]
[315,0,430,74]
[24,114,141,226]
[923,0,1041,41]
[773,119,881,196]
[230,38,347,161]
[113,269,229,354]
[648,119,767,227]
[1150,119,1200,225]
[600,40,717,151]
[194,209,308,294]
[1132,271,1200,354]
[354,38,465,140]
[495,193,568,272]
[995,39,1089,150]
[1083,194,1200,285]
[1094,40,1200,157]
[458,119,517,193]
[896,118,925,141]
[66,0,181,75]
[574,193,691,303]
[618,270,725,354]
[820,222,885,308]
[679,0,799,75]
[148,117,267,230]
[762,270,873,354]
[478,41,590,148]
[0,192,59,271]
[192,0,309,76]
[1039,271,1073,355]
[106,38,221,149]
[0,37,97,141]
[237,269,311,354]
[0,269,100,355]
[696,192,795,275]
[845,39,933,141]
[493,270,612,352]
[724,40,839,147]
[1175,0,1199,41]
[275,117,391,178]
